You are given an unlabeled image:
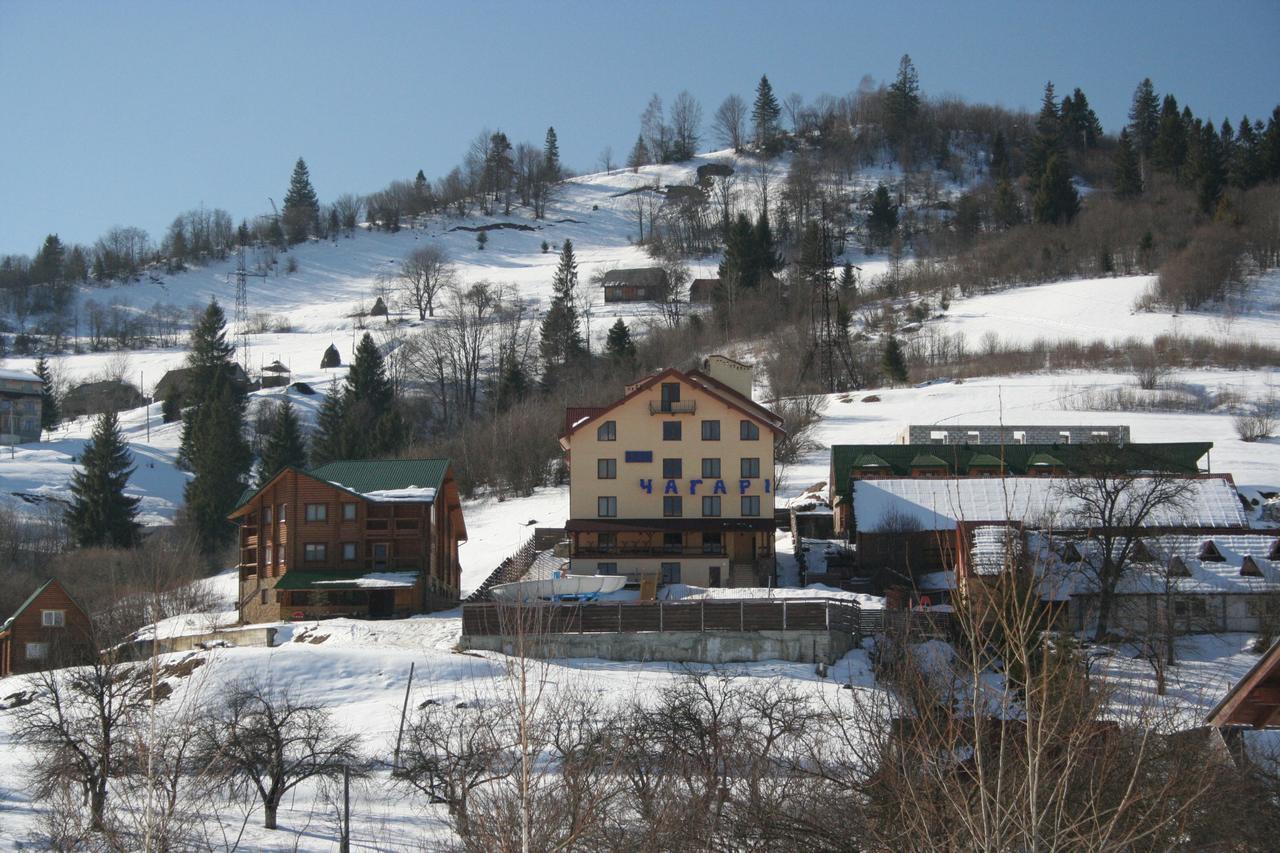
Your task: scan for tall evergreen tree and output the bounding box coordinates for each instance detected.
[752,211,781,276]
[257,399,307,486]
[183,381,252,555]
[1190,121,1227,213]
[282,157,320,244]
[627,134,650,172]
[179,299,242,469]
[992,179,1022,229]
[838,262,858,298]
[1113,129,1143,198]
[66,411,140,549]
[866,184,899,247]
[31,234,65,285]
[990,130,1010,180]
[1128,78,1161,158]
[35,355,59,433]
[752,74,782,149]
[543,127,561,181]
[539,240,586,382]
[604,318,637,364]
[1152,95,1188,176]
[1265,107,1280,182]
[717,213,758,305]
[881,335,909,385]
[1033,154,1081,225]
[310,383,349,466]
[1062,88,1102,149]
[1026,82,1063,187]
[343,333,405,458]
[884,54,921,151]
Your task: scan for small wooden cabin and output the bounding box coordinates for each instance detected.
[62,379,146,419]
[0,579,93,677]
[154,364,250,403]
[229,459,468,623]
[601,268,669,303]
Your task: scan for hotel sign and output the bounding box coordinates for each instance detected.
[639,478,772,495]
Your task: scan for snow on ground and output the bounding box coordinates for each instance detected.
[927,269,1280,348]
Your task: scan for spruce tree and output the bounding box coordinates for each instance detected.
[543,127,561,181]
[183,381,252,555]
[884,55,921,150]
[1113,129,1143,198]
[990,130,1010,180]
[1128,78,1161,158]
[717,213,758,300]
[342,332,404,458]
[753,211,780,275]
[282,157,320,244]
[35,356,59,433]
[179,299,242,469]
[1063,88,1102,149]
[310,383,349,466]
[1033,154,1081,225]
[604,318,637,363]
[66,410,140,549]
[866,184,899,248]
[1191,121,1227,213]
[838,262,858,297]
[881,335,909,385]
[1026,82,1063,187]
[752,75,781,149]
[1152,95,1188,176]
[993,179,1022,228]
[257,399,307,486]
[539,241,586,382]
[627,135,650,172]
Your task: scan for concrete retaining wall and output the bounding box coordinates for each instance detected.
[460,628,855,664]
[125,626,278,659]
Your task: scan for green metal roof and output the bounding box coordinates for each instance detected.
[965,452,1005,470]
[232,458,452,513]
[829,442,1213,501]
[910,453,949,468]
[1,579,54,632]
[1027,452,1065,467]
[853,452,890,468]
[275,569,421,591]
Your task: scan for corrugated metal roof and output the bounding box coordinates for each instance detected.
[308,459,450,498]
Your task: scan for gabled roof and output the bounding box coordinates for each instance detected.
[829,442,1213,502]
[1207,637,1280,728]
[231,459,453,513]
[910,453,948,468]
[1,579,84,634]
[560,366,784,444]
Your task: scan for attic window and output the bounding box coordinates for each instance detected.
[1167,556,1191,577]
[966,431,980,443]
[1061,543,1082,564]
[1013,431,1026,445]
[1241,556,1263,577]
[1059,431,1072,444]
[1090,431,1111,442]
[929,430,949,444]
[1131,539,1154,562]
[1199,540,1225,562]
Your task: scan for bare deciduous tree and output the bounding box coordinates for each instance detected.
[392,244,455,320]
[712,95,748,152]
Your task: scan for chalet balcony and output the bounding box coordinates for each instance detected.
[649,399,696,415]
[574,544,726,558]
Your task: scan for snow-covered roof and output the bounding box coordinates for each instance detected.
[853,476,1248,532]
[0,368,41,384]
[359,487,437,502]
[311,571,419,589]
[970,525,1023,576]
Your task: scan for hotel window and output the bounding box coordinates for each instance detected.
[304,543,327,562]
[663,421,682,441]
[263,505,273,525]
[25,642,48,660]
[305,503,326,522]
[598,496,617,518]
[702,495,721,517]
[661,563,682,584]
[702,532,723,554]
[701,419,720,440]
[597,420,617,441]
[740,420,759,440]
[741,457,760,479]
[342,543,357,561]
[741,495,761,516]
[662,458,682,479]
[597,562,618,575]
[597,458,617,479]
[663,496,683,517]
[598,532,616,552]
[702,458,721,478]
[660,382,681,411]
[41,610,65,627]
[342,503,357,521]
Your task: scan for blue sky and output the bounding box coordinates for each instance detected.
[2,0,1277,255]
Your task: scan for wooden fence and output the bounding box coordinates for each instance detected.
[462,597,861,637]
[463,534,538,603]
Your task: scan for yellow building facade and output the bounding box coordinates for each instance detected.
[560,356,784,588]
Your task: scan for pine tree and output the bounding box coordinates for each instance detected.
[881,335,909,385]
[31,234,66,285]
[1026,82,1063,187]
[183,381,252,555]
[257,399,307,486]
[1190,121,1226,213]
[753,211,780,275]
[494,352,530,411]
[717,213,758,304]
[866,184,899,248]
[1128,78,1161,158]
[990,130,1010,180]
[543,127,561,181]
[282,157,320,244]
[539,240,586,382]
[310,383,349,466]
[752,74,781,150]
[341,332,404,459]
[1152,95,1187,176]
[35,356,59,433]
[838,262,858,297]
[627,134,650,172]
[179,299,242,469]
[66,410,140,549]
[1113,129,1143,198]
[1033,154,1081,225]
[604,318,637,363]
[1062,88,1102,149]
[884,55,921,151]
[161,392,182,424]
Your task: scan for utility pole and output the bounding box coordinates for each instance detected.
[393,661,416,771]
[340,764,350,853]
[227,254,267,377]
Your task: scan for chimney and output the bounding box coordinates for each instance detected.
[702,355,754,400]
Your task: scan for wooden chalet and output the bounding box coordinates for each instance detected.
[600,268,669,303]
[230,459,467,623]
[1207,638,1280,729]
[0,579,93,677]
[154,364,250,402]
[688,278,719,304]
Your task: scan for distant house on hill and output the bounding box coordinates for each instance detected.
[260,361,291,389]
[62,379,146,419]
[230,458,468,623]
[696,163,734,185]
[689,278,719,304]
[0,368,43,444]
[601,268,669,303]
[0,579,93,676]
[154,364,250,403]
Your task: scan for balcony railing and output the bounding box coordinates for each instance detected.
[575,545,726,558]
[649,400,696,415]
